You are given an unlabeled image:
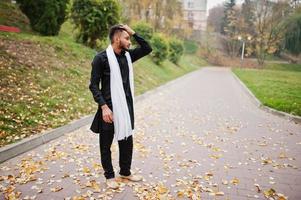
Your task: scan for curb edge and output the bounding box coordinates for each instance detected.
[231,69,301,124]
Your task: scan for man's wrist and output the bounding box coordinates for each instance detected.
[127,30,135,36]
[101,104,109,110]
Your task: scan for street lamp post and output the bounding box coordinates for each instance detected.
[241,39,245,61]
[238,36,251,68]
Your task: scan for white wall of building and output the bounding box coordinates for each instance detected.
[182,0,207,31]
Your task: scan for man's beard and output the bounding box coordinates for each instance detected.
[120,43,130,51]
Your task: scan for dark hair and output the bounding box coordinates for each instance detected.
[109,24,126,42]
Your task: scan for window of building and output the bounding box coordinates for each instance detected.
[188,11,194,20]
[188,1,194,8]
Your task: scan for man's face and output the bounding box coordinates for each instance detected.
[115,30,131,51]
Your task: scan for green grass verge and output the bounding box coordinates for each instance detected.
[0,21,206,147]
[233,63,301,116]
[134,54,206,95]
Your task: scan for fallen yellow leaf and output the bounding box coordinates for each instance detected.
[231,177,239,185]
[51,186,63,192]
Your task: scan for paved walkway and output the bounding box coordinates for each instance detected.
[1,67,300,200]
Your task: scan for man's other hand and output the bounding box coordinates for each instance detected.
[101,104,113,123]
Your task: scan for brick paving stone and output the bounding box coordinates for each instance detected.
[0,67,300,200]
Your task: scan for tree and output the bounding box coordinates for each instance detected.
[283,7,301,55]
[221,2,242,57]
[207,5,225,33]
[252,0,290,65]
[71,0,121,48]
[242,0,255,35]
[200,26,217,58]
[120,0,183,35]
[291,0,301,8]
[161,0,183,35]
[17,0,68,35]
[221,0,236,35]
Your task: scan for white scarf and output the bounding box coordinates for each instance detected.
[106,45,134,141]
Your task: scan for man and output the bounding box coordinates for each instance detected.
[89,24,152,189]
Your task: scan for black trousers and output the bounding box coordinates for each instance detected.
[99,130,133,179]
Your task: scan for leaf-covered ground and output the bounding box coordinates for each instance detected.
[1,68,300,200]
[0,33,96,147]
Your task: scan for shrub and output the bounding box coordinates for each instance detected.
[150,34,168,65]
[132,21,154,41]
[17,0,68,35]
[184,40,198,54]
[71,0,121,48]
[168,38,184,64]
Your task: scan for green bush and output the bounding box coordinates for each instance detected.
[132,21,154,41]
[168,38,184,64]
[150,34,169,65]
[71,0,121,48]
[17,0,68,35]
[184,40,198,54]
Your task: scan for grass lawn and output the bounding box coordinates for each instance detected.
[134,54,206,95]
[233,63,301,116]
[0,17,206,147]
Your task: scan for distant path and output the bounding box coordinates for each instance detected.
[1,67,300,200]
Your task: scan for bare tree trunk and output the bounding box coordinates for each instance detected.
[154,0,160,31]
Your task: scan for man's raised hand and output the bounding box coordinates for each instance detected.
[121,24,135,36]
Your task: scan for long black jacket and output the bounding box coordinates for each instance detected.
[89,33,152,133]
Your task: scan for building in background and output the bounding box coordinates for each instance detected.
[182,0,207,31]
